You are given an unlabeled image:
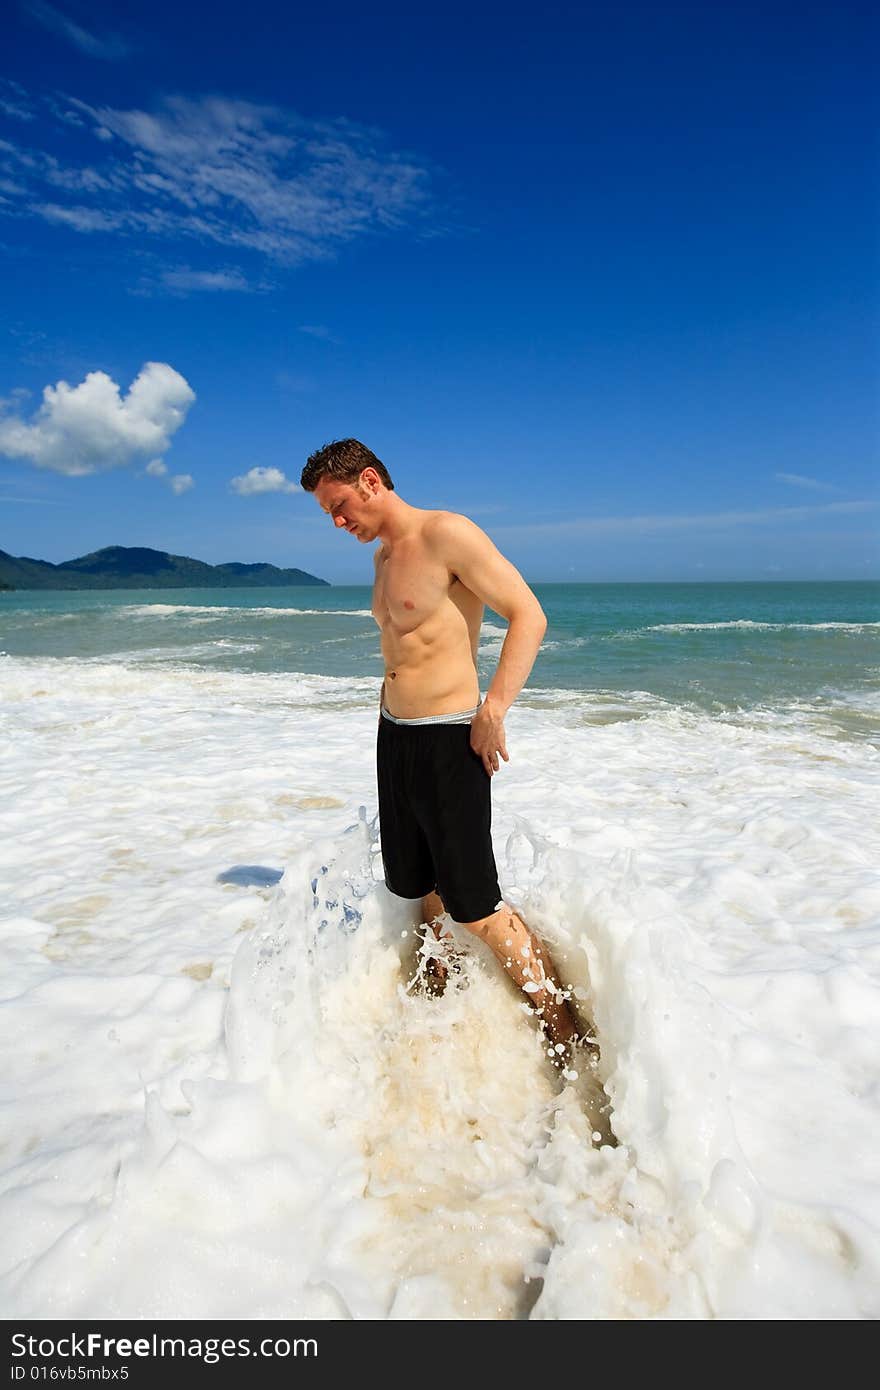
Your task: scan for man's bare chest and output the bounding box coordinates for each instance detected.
[372,548,455,636]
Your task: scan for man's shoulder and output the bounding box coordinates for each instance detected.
[423,509,487,547]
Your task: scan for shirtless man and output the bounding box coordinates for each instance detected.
[300,438,581,1054]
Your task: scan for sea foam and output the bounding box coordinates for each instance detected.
[0,656,878,1318]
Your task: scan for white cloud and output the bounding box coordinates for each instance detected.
[492,500,878,541]
[298,323,339,342]
[276,369,316,395]
[0,176,28,197]
[230,466,300,496]
[21,2,130,60]
[1,92,432,266]
[159,266,251,293]
[0,494,63,504]
[774,471,840,494]
[145,456,193,494]
[0,362,195,476]
[0,97,34,123]
[0,386,31,410]
[34,202,124,232]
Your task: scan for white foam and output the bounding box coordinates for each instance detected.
[0,656,878,1318]
[120,604,373,619]
[92,640,264,663]
[643,621,880,634]
[540,636,590,651]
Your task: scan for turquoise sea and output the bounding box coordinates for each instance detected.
[1,581,877,737]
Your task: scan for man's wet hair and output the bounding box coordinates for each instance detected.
[301,438,395,492]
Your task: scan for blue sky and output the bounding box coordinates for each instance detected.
[1,0,876,583]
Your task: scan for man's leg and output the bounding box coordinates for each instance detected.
[412,727,582,1050]
[421,889,446,932]
[458,902,581,1050]
[421,887,593,1061]
[418,890,455,995]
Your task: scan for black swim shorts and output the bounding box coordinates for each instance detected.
[376,711,502,923]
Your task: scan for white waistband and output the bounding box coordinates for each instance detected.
[381,702,481,726]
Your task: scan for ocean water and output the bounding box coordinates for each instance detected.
[1,581,878,734]
[1,580,878,1318]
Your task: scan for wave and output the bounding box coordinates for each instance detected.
[0,612,83,626]
[119,604,374,619]
[642,621,880,634]
[97,640,264,662]
[541,637,590,651]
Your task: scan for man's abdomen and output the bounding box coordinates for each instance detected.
[380,622,480,719]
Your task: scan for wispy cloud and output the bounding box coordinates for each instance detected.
[774,471,841,494]
[158,266,253,294]
[0,79,35,122]
[33,202,119,230]
[0,362,195,475]
[0,493,63,504]
[169,473,194,495]
[20,2,130,60]
[0,386,32,411]
[230,466,300,497]
[298,324,340,343]
[492,500,878,541]
[276,370,317,395]
[0,90,433,273]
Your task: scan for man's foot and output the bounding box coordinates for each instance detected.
[423,952,449,997]
[407,922,461,998]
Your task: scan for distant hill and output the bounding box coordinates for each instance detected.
[0,546,329,590]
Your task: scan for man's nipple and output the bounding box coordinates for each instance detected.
[404,599,415,610]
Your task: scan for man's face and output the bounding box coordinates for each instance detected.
[313,474,377,542]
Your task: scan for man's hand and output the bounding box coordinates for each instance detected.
[470,699,509,777]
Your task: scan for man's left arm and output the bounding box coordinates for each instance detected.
[428,513,547,776]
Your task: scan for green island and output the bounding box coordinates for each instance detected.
[0,546,329,591]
